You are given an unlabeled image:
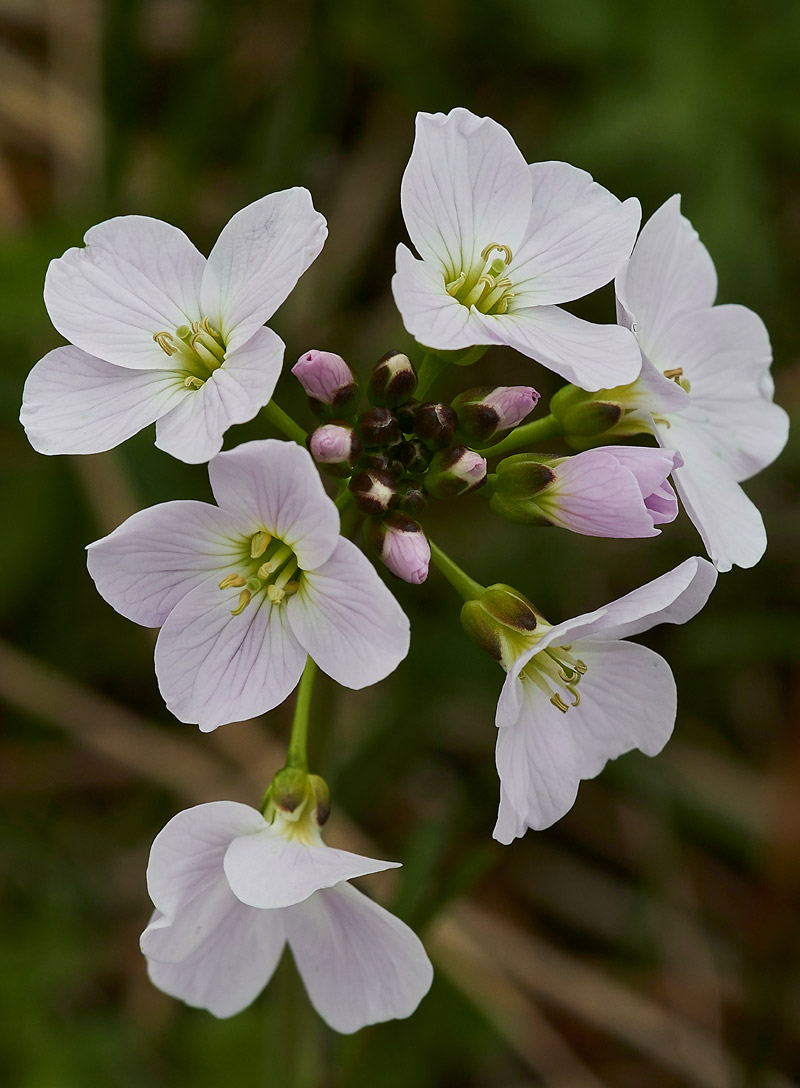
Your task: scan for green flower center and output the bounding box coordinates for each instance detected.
[445,242,515,316]
[153,317,226,389]
[219,531,301,615]
[521,642,588,714]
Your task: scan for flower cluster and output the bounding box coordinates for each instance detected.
[20,107,787,1031]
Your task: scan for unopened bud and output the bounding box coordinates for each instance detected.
[452,385,539,445]
[425,447,487,499]
[395,479,427,515]
[365,512,430,584]
[396,439,431,477]
[292,350,360,419]
[269,766,311,818]
[396,400,420,433]
[359,450,405,479]
[460,583,540,666]
[348,468,398,515]
[489,453,558,525]
[550,384,623,440]
[308,422,362,477]
[413,402,458,451]
[358,406,400,447]
[307,774,331,826]
[368,350,418,408]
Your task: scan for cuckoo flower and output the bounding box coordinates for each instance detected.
[462,558,717,841]
[141,801,433,1029]
[612,195,789,570]
[392,108,642,389]
[86,440,410,730]
[490,445,682,537]
[21,190,327,463]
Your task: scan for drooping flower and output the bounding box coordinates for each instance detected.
[86,439,410,730]
[141,800,433,1029]
[460,558,717,841]
[392,108,642,390]
[490,445,682,537]
[610,196,788,570]
[21,191,327,464]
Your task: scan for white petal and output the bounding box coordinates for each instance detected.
[86,500,249,627]
[155,580,307,731]
[391,243,490,351]
[44,215,205,370]
[286,538,410,689]
[20,345,186,455]
[145,901,285,1018]
[201,188,327,353]
[285,883,433,1034]
[616,195,717,359]
[208,439,340,571]
[494,641,675,840]
[401,108,532,274]
[223,828,399,910]
[478,305,641,390]
[155,327,284,464]
[511,163,640,305]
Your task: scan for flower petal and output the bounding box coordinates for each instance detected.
[284,883,433,1034]
[478,304,641,390]
[155,580,307,730]
[539,450,660,538]
[616,195,717,359]
[86,500,249,628]
[20,345,186,455]
[201,188,327,353]
[286,538,410,689]
[392,243,489,351]
[208,439,340,571]
[511,163,641,305]
[144,901,285,1018]
[44,215,205,370]
[223,829,399,910]
[154,326,285,464]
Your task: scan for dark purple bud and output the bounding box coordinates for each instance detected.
[452,385,539,445]
[425,446,488,499]
[359,450,405,479]
[395,479,427,516]
[357,406,400,447]
[368,350,418,408]
[348,469,398,515]
[413,402,458,451]
[396,439,432,477]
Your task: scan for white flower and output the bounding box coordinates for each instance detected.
[392,108,642,390]
[86,439,410,730]
[480,558,717,841]
[615,195,789,570]
[21,190,327,464]
[141,801,433,1030]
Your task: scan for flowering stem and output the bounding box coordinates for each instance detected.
[429,540,485,602]
[415,352,447,399]
[480,413,563,458]
[286,658,317,770]
[262,400,307,444]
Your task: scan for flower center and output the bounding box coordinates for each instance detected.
[153,317,226,389]
[445,242,515,315]
[219,531,301,615]
[521,642,588,714]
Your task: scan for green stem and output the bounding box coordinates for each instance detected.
[262,400,307,444]
[479,413,563,458]
[415,352,447,400]
[286,658,317,770]
[429,540,485,602]
[335,487,353,512]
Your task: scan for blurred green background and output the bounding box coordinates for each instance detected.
[2,0,799,1084]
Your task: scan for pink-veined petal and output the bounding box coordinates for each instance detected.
[20,345,186,455]
[538,450,661,538]
[201,188,327,353]
[391,243,490,351]
[44,215,205,370]
[86,500,249,628]
[223,829,399,910]
[155,580,307,731]
[208,440,340,571]
[286,538,410,689]
[285,883,433,1034]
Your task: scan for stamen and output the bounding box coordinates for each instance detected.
[445,272,466,295]
[250,531,271,559]
[267,584,285,604]
[257,543,293,577]
[663,367,684,381]
[569,687,581,708]
[480,242,513,264]
[495,295,513,314]
[153,332,177,356]
[230,589,252,616]
[462,275,495,309]
[273,557,299,592]
[219,573,246,589]
[191,337,222,370]
[550,693,569,714]
[282,580,300,597]
[184,376,205,390]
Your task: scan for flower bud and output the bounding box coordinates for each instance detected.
[359,450,405,479]
[292,350,360,419]
[452,385,539,445]
[269,765,312,818]
[413,402,458,451]
[460,583,540,667]
[307,773,331,826]
[395,479,427,515]
[396,438,431,477]
[348,468,398,515]
[365,512,430,584]
[425,447,487,499]
[488,454,558,525]
[396,400,420,433]
[357,406,400,447]
[368,350,418,408]
[307,422,362,477]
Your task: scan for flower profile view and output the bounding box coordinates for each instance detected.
[87,439,410,729]
[392,108,643,389]
[142,793,433,1029]
[21,189,327,463]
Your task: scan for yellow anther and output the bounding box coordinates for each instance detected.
[257,561,274,579]
[495,295,513,314]
[267,584,285,604]
[153,332,177,356]
[282,580,300,597]
[250,531,271,559]
[558,666,578,684]
[202,316,221,338]
[575,659,587,675]
[550,693,570,714]
[568,687,581,708]
[445,272,466,295]
[184,376,205,390]
[663,367,684,381]
[230,589,252,616]
[480,242,513,264]
[219,573,246,590]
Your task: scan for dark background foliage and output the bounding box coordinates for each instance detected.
[1,0,799,1084]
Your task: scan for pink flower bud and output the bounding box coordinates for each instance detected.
[292,350,359,417]
[483,386,540,429]
[425,447,488,499]
[451,385,539,444]
[308,422,361,474]
[377,513,430,584]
